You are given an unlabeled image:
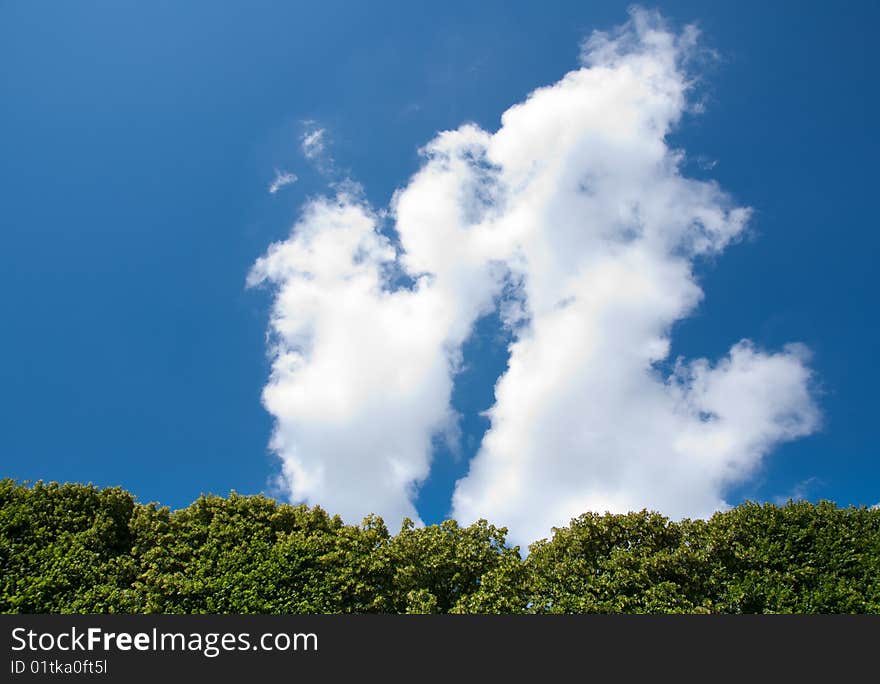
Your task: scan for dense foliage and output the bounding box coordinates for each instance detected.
[1,479,877,613]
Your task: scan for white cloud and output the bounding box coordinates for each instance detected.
[250,8,819,544]
[248,187,499,526]
[301,126,326,161]
[268,168,298,194]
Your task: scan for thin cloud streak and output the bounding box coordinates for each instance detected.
[268,169,298,194]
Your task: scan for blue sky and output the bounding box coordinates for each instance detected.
[1,1,877,542]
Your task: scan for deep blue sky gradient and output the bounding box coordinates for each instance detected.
[1,1,877,522]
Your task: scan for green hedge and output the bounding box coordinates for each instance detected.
[1,479,877,613]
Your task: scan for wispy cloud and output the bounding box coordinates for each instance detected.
[774,477,822,505]
[301,127,325,160]
[250,8,819,545]
[298,122,337,177]
[268,168,298,195]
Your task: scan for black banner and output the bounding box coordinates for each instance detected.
[3,615,878,681]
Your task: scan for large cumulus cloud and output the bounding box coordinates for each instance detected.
[250,8,819,546]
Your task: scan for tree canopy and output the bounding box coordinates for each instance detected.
[1,479,877,613]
